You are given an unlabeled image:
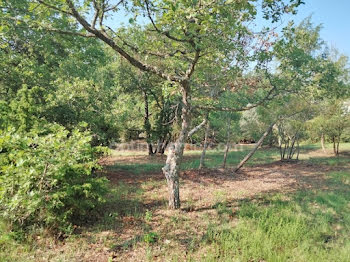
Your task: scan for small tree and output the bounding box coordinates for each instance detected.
[311,100,350,155]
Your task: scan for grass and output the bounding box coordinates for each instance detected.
[306,156,350,166]
[106,162,164,175]
[1,143,350,261]
[106,143,350,174]
[202,171,350,261]
[107,146,280,174]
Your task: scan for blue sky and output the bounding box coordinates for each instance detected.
[106,1,349,57]
[286,0,350,57]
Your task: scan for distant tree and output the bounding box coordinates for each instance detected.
[308,100,350,155]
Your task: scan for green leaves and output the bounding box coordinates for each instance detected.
[0,124,108,234]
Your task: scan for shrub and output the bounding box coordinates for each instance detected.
[0,124,109,234]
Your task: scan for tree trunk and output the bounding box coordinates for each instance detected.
[234,122,275,172]
[282,138,289,160]
[155,138,162,154]
[222,141,230,169]
[320,133,326,153]
[160,137,170,154]
[199,120,210,169]
[143,90,154,155]
[222,119,231,169]
[288,133,298,159]
[278,136,282,147]
[162,82,191,209]
[296,138,300,160]
[290,133,299,159]
[278,125,283,160]
[288,136,295,159]
[336,136,340,156]
[268,133,274,147]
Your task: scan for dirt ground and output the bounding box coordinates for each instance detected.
[93,152,349,262]
[30,149,349,262]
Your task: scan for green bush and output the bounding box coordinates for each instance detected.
[0,124,109,234]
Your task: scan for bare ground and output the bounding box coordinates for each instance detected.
[97,156,348,262]
[33,151,349,262]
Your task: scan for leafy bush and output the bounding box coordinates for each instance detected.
[0,124,109,234]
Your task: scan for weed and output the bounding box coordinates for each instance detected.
[144,210,153,222]
[143,232,159,244]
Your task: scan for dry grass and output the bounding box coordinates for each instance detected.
[2,145,350,262]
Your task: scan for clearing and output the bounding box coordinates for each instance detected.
[3,144,350,262]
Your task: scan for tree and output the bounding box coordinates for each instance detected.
[114,61,178,154]
[308,100,350,156]
[2,0,304,209]
[209,111,241,168]
[235,121,276,172]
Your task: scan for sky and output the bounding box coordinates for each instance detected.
[105,1,350,57]
[285,0,350,57]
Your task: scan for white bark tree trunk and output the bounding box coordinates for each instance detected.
[162,82,190,209]
[234,122,275,172]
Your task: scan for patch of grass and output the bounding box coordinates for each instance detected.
[106,162,164,174]
[183,147,280,169]
[95,182,145,231]
[300,142,350,151]
[306,156,350,166]
[107,143,350,175]
[0,221,34,262]
[201,170,350,261]
[3,145,350,261]
[144,210,153,222]
[110,150,148,157]
[107,147,282,174]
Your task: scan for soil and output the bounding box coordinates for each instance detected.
[36,151,348,262]
[96,155,349,262]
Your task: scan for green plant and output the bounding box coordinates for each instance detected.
[0,124,109,234]
[143,232,159,244]
[145,210,153,222]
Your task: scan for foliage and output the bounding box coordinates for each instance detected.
[240,107,271,143]
[209,112,241,142]
[45,78,120,146]
[0,14,121,146]
[0,124,108,233]
[307,100,350,154]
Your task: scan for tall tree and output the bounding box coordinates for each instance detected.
[2,0,304,209]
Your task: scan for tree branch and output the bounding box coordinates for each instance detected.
[63,0,181,82]
[4,16,95,38]
[36,0,72,15]
[188,118,207,137]
[91,0,100,29]
[198,85,278,112]
[144,0,193,44]
[184,48,201,79]
[117,35,191,61]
